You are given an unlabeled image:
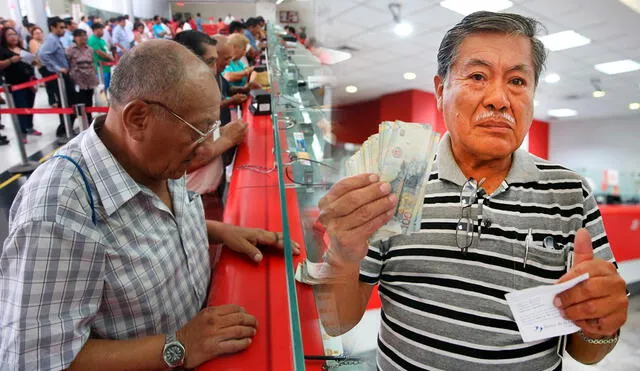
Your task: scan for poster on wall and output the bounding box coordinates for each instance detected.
[279,10,299,23]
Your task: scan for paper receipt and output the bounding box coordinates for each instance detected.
[505,273,589,343]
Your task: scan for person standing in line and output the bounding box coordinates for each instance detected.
[78,15,92,36]
[61,18,78,49]
[195,13,203,32]
[112,16,130,56]
[0,27,41,142]
[87,23,115,91]
[38,16,77,138]
[66,29,99,123]
[133,22,149,46]
[124,15,134,48]
[152,15,167,39]
[28,26,44,54]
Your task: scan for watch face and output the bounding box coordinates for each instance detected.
[165,344,185,364]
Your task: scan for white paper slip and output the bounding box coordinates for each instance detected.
[19,49,35,65]
[505,273,589,343]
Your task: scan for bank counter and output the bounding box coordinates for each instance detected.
[197,25,640,371]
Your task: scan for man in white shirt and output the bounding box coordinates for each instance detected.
[124,15,134,45]
[77,15,93,36]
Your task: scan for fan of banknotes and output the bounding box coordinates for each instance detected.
[345,121,441,242]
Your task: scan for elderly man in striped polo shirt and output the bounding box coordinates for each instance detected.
[317,11,628,371]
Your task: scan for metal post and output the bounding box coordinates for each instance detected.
[56,74,74,144]
[2,83,40,174]
[74,104,90,131]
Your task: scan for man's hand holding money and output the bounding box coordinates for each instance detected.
[318,173,399,266]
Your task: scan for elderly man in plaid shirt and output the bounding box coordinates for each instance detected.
[0,40,295,370]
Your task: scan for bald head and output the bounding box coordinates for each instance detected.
[213,35,233,73]
[110,40,213,108]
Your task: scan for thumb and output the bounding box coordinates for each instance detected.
[572,228,594,267]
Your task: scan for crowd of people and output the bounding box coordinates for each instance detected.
[0,12,269,147]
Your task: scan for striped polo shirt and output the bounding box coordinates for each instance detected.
[359,133,615,371]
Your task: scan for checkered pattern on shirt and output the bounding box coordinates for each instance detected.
[0,118,211,370]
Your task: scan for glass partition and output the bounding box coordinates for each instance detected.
[266,23,377,370]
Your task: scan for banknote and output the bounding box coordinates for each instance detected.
[345,121,440,241]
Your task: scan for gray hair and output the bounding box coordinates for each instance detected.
[437,11,547,86]
[109,40,203,107]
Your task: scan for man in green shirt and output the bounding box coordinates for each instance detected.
[87,23,115,89]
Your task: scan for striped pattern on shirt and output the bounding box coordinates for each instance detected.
[359,136,615,371]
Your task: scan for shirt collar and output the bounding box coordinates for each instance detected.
[436,132,540,187]
[80,115,142,216]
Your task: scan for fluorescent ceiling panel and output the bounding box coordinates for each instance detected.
[594,59,640,74]
[440,0,513,16]
[539,30,591,51]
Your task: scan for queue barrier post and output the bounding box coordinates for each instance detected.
[2,83,40,174]
[56,74,74,145]
[74,104,91,131]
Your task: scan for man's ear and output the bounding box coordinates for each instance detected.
[434,75,445,112]
[121,100,151,142]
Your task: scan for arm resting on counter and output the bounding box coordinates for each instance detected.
[67,336,169,371]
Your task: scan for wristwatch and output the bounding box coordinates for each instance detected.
[163,332,186,368]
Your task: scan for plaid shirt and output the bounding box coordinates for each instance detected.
[0,116,211,370]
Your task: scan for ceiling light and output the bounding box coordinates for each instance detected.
[544,73,560,83]
[619,0,640,13]
[345,85,358,94]
[548,108,578,117]
[276,0,284,4]
[403,72,417,80]
[594,59,640,75]
[539,30,591,51]
[440,0,513,16]
[630,102,640,110]
[394,21,413,37]
[592,90,606,98]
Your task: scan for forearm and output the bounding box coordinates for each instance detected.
[315,261,371,336]
[229,86,250,95]
[96,50,112,59]
[220,98,236,108]
[206,220,225,244]
[223,72,247,82]
[67,336,169,371]
[186,139,234,172]
[566,332,616,365]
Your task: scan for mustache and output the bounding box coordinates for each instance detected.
[474,111,516,125]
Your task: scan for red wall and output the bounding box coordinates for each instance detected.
[333,89,549,160]
[332,99,380,144]
[528,119,549,160]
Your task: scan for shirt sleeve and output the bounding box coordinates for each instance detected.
[359,241,385,285]
[0,220,106,370]
[580,182,616,265]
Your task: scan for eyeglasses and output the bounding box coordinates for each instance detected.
[456,177,486,253]
[142,100,220,145]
